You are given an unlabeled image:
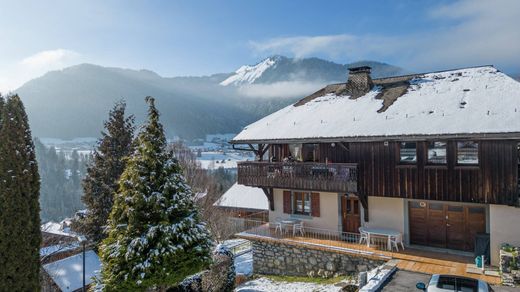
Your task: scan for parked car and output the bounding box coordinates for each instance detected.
[416,274,494,291]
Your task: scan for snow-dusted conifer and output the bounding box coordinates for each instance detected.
[0,94,42,291]
[80,101,134,246]
[99,96,213,290]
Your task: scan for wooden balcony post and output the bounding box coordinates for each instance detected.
[261,187,275,211]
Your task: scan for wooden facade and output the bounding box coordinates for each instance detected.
[328,140,518,206]
[238,140,519,206]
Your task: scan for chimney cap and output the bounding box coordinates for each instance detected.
[348,66,372,73]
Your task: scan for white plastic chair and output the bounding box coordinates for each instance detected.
[293,221,304,236]
[389,233,405,251]
[274,217,283,234]
[359,227,368,244]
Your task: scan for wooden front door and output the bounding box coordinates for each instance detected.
[341,196,361,233]
[408,202,486,251]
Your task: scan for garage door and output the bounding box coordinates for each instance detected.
[408,201,486,251]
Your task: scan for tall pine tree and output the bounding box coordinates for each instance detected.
[0,94,42,291]
[99,97,213,291]
[81,101,134,245]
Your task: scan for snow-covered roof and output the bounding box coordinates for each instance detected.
[232,66,520,143]
[41,221,75,237]
[43,250,101,292]
[214,183,268,210]
[40,242,80,257]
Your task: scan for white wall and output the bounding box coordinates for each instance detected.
[489,204,520,266]
[363,197,406,241]
[269,189,340,231]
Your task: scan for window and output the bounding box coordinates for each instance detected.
[400,142,417,163]
[293,192,311,215]
[456,277,479,291]
[457,141,479,165]
[288,144,303,161]
[302,144,319,162]
[427,141,447,164]
[435,276,456,290]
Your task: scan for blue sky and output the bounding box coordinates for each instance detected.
[0,0,519,90]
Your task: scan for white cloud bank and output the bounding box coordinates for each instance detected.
[238,81,328,99]
[0,49,82,93]
[250,0,520,72]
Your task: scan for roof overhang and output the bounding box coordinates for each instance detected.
[230,131,520,145]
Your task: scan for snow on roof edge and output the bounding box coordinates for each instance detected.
[232,66,520,143]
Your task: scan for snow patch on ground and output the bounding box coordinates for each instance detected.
[234,251,253,276]
[360,263,396,292]
[235,277,341,292]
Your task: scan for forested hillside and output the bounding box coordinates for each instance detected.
[34,139,90,222]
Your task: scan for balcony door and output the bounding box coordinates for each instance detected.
[341,195,361,233]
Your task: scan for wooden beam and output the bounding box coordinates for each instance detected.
[358,194,369,222]
[261,187,274,211]
[338,142,349,152]
[260,144,269,157]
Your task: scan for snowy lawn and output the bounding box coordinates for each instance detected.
[235,275,349,292]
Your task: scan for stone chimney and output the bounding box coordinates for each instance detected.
[346,66,373,98]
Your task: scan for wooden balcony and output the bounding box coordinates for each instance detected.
[237,161,358,193]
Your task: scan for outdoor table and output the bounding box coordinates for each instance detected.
[360,227,401,250]
[281,219,300,234]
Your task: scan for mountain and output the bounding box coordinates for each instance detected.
[220,55,406,86]
[17,64,249,140]
[15,56,407,140]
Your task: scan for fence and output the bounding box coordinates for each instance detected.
[237,219,392,253]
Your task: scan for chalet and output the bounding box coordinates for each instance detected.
[231,65,520,275]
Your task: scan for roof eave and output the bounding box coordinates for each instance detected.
[230,131,520,145]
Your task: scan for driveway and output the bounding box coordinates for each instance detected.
[380,270,519,291]
[380,270,430,291]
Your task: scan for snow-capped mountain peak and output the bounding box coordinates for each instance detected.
[220,56,279,86]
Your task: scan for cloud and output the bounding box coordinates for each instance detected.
[249,0,520,72]
[250,35,357,59]
[238,81,327,99]
[0,49,83,92]
[20,49,80,68]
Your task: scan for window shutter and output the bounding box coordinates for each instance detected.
[283,191,292,214]
[311,192,320,217]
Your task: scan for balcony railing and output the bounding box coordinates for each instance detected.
[237,161,358,193]
[235,219,391,254]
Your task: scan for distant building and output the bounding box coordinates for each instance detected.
[41,251,101,292]
[40,221,100,291]
[214,183,268,221]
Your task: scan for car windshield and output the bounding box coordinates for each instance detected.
[434,276,481,292]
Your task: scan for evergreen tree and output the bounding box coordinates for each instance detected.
[81,101,134,245]
[0,94,41,291]
[99,97,213,291]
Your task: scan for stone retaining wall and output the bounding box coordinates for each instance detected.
[252,240,385,276]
